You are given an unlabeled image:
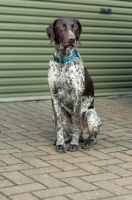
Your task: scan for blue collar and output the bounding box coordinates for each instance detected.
[53,51,79,63]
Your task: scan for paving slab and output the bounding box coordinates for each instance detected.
[0,95,132,200]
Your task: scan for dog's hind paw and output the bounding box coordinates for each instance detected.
[82,138,96,149]
[68,144,79,152]
[56,145,65,153]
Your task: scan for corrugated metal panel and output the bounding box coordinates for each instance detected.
[0,0,132,99]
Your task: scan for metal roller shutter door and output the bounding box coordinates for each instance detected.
[0,0,132,100]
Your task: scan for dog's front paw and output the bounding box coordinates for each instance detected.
[56,145,65,153]
[68,144,79,152]
[82,138,96,149]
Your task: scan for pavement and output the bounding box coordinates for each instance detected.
[0,95,132,200]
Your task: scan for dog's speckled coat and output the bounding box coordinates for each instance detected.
[47,18,101,152]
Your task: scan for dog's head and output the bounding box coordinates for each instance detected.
[46,18,82,47]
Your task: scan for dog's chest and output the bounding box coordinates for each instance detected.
[48,59,85,105]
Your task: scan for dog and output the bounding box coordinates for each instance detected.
[46,18,101,153]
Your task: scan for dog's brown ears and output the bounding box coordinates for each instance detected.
[46,19,58,45]
[76,19,82,45]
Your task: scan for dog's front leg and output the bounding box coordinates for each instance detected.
[52,96,65,153]
[68,96,81,152]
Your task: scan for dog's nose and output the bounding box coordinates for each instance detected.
[68,37,75,44]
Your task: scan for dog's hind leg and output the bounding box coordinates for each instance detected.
[82,108,101,149]
[80,112,90,142]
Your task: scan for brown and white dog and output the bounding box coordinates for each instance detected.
[46,18,101,153]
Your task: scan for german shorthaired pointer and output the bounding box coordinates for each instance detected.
[46,18,101,153]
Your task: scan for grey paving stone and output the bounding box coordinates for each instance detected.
[0,95,131,200]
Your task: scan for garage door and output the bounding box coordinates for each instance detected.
[0,0,132,100]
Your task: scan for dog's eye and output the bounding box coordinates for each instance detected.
[72,26,77,30]
[60,25,66,30]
